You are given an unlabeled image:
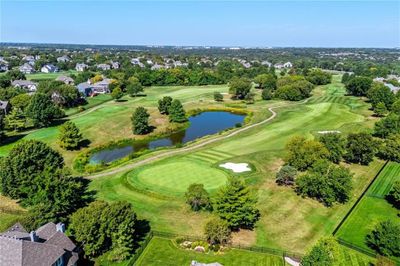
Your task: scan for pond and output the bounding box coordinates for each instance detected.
[89,111,245,164]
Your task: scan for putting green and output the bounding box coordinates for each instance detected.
[127,159,229,196]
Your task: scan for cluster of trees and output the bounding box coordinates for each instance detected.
[305,69,332,85]
[69,201,140,261]
[275,75,315,101]
[158,96,187,122]
[367,220,400,258]
[185,178,260,245]
[0,140,89,229]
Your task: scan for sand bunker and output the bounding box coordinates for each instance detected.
[219,162,251,173]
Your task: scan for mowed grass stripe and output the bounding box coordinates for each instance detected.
[185,154,218,163]
[368,162,400,197]
[200,150,233,159]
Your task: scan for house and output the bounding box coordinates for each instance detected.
[131,58,145,68]
[261,61,272,67]
[76,82,93,97]
[92,78,113,94]
[75,63,88,72]
[151,63,165,70]
[56,75,74,85]
[384,83,399,94]
[0,100,10,114]
[111,61,120,69]
[19,63,35,74]
[11,80,38,94]
[97,63,111,71]
[0,222,78,266]
[283,62,293,68]
[41,64,59,73]
[57,55,71,63]
[0,63,8,72]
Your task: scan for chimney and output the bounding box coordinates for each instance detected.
[56,223,65,233]
[29,231,38,242]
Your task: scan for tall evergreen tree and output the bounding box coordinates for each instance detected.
[58,121,83,150]
[168,99,187,123]
[214,178,260,229]
[131,106,151,134]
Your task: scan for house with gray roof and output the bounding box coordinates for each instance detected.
[56,76,74,85]
[11,80,38,94]
[0,222,79,266]
[111,61,120,69]
[75,63,88,72]
[76,82,93,97]
[41,64,59,73]
[0,100,10,114]
[57,55,71,63]
[97,63,111,71]
[19,63,35,74]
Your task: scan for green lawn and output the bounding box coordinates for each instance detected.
[335,162,400,260]
[26,70,79,80]
[128,159,229,196]
[135,237,285,266]
[0,195,27,232]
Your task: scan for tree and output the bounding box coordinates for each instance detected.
[204,218,231,245]
[375,102,388,117]
[26,93,64,127]
[254,74,276,90]
[5,108,27,131]
[366,220,400,257]
[276,165,297,186]
[374,113,400,138]
[126,77,143,97]
[319,133,346,164]
[111,86,123,101]
[392,100,400,115]
[387,181,400,209]
[10,93,31,111]
[285,136,329,171]
[379,134,400,162]
[344,133,377,165]
[214,178,260,229]
[301,238,340,266]
[185,183,211,211]
[58,121,83,150]
[0,114,4,143]
[5,70,26,81]
[168,99,187,123]
[0,140,64,199]
[367,83,395,110]
[345,76,373,96]
[69,201,138,260]
[213,91,223,102]
[158,96,173,114]
[306,69,332,85]
[229,77,252,99]
[275,76,314,101]
[261,89,272,100]
[0,75,11,88]
[296,160,353,206]
[131,106,151,135]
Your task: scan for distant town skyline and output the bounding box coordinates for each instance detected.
[1,1,399,48]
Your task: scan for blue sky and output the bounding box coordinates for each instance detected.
[0,1,399,47]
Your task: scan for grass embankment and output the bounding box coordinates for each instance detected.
[90,76,384,253]
[135,237,284,266]
[335,162,400,260]
[0,195,27,232]
[134,237,374,266]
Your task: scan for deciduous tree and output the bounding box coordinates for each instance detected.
[158,96,173,114]
[168,99,187,123]
[344,132,377,165]
[366,220,400,257]
[204,218,231,245]
[185,183,211,211]
[131,106,151,135]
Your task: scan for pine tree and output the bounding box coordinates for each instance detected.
[131,106,151,135]
[168,99,187,123]
[214,178,260,229]
[58,121,83,150]
[374,102,388,117]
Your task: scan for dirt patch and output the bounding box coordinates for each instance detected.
[230,229,256,247]
[155,117,168,125]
